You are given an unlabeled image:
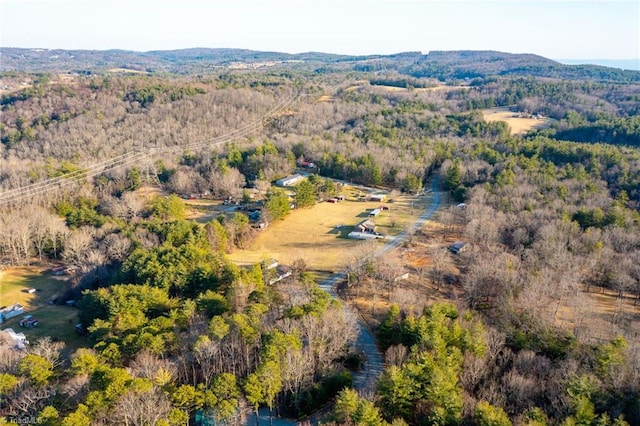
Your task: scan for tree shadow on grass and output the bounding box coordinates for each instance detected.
[326,225,355,238]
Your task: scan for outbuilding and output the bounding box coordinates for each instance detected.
[0,304,25,323]
[356,219,377,234]
[276,174,305,187]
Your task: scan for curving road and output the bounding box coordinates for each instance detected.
[306,176,441,423]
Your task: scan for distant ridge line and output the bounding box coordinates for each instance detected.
[556,58,640,71]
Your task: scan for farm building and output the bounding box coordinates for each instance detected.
[276,174,305,187]
[0,328,28,350]
[356,219,377,234]
[369,208,381,217]
[368,194,386,202]
[0,304,25,323]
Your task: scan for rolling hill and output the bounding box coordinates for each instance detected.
[1,47,639,83]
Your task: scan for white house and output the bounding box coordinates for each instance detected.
[276,174,305,187]
[347,231,383,240]
[0,304,24,323]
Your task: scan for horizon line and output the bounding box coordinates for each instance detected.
[1,46,639,62]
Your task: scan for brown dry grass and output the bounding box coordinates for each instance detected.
[0,266,69,310]
[370,84,470,93]
[346,245,462,328]
[136,185,167,200]
[316,95,334,103]
[482,107,554,135]
[228,187,433,273]
[56,74,78,83]
[555,287,640,343]
[343,190,639,345]
[107,68,148,74]
[340,194,463,326]
[0,84,31,95]
[420,85,471,93]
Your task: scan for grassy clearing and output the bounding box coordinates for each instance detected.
[1,305,84,352]
[184,198,225,222]
[107,68,148,74]
[369,84,470,93]
[228,186,434,274]
[0,266,84,352]
[482,106,554,135]
[135,185,169,202]
[555,287,640,343]
[316,95,334,103]
[0,266,69,309]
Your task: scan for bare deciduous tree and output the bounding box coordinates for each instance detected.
[112,387,172,426]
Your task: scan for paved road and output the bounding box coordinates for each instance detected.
[304,177,441,424]
[245,178,441,425]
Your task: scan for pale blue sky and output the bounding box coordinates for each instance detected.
[1,1,638,59]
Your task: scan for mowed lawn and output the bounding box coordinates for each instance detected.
[228,191,434,274]
[0,266,84,351]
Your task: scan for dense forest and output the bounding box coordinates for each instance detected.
[1,50,640,425]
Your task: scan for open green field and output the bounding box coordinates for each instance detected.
[1,266,67,308]
[0,266,85,351]
[228,187,434,274]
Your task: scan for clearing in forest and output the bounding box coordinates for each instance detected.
[344,203,464,327]
[0,266,83,350]
[482,106,554,135]
[369,84,470,93]
[106,68,148,74]
[228,186,433,274]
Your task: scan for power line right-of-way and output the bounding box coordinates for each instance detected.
[0,87,304,205]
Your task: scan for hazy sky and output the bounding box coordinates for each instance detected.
[1,0,638,59]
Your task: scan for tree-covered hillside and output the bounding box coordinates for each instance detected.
[1,64,639,425]
[3,47,639,82]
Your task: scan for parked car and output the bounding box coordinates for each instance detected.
[19,315,39,328]
[75,323,88,336]
[449,242,466,254]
